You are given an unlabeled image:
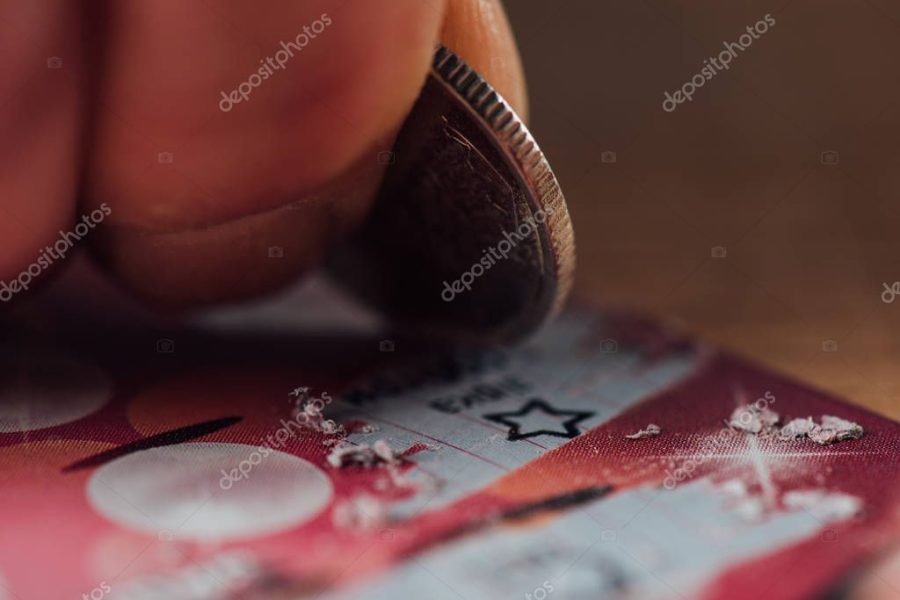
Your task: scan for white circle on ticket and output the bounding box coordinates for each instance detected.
[0,348,111,432]
[87,442,333,541]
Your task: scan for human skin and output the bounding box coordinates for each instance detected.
[0,0,526,307]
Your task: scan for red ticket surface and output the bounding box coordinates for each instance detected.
[2,279,899,600]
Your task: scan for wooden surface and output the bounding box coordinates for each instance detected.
[507,1,900,420]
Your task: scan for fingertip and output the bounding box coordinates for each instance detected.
[440,0,528,119]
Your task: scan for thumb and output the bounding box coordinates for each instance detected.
[85,0,525,308]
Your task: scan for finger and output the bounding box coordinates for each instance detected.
[84,0,446,306]
[0,1,85,296]
[440,0,528,119]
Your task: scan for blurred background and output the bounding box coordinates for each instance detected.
[506,1,900,419]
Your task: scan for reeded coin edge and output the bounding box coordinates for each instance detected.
[431,45,576,326]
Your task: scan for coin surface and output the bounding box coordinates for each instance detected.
[330,45,575,344]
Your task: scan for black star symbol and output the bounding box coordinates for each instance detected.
[483,398,594,441]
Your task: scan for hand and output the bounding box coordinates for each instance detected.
[0,0,526,307]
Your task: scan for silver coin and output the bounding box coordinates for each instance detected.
[330,45,575,344]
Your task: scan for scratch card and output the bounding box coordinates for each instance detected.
[1,280,898,600]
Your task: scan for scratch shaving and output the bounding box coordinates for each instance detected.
[727,402,864,446]
[625,424,661,440]
[781,415,864,445]
[729,404,780,434]
[326,440,400,468]
[332,494,388,530]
